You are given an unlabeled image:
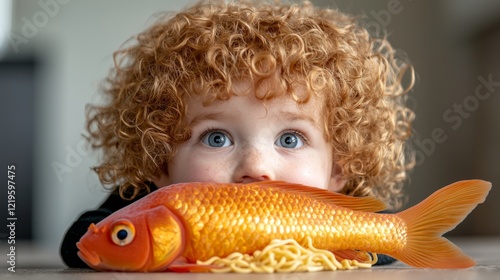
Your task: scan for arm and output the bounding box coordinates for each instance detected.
[375,254,397,266]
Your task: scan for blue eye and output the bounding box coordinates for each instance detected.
[276,132,304,149]
[201,131,232,148]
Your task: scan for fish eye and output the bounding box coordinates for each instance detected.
[111,220,135,246]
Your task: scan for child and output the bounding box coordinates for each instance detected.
[61,0,414,268]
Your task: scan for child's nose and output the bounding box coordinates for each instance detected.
[233,146,274,184]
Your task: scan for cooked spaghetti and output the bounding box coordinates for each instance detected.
[197,237,377,273]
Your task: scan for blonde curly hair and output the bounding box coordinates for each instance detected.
[86,0,415,209]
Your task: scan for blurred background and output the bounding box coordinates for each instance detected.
[0,0,499,260]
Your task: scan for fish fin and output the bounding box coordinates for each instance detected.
[254,181,387,212]
[394,179,491,268]
[331,250,374,263]
[166,257,221,272]
[145,206,186,271]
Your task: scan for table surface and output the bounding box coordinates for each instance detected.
[2,236,500,280]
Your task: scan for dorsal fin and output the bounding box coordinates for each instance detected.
[253,181,387,212]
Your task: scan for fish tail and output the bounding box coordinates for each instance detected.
[395,180,491,268]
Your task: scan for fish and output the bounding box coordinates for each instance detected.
[76,179,491,272]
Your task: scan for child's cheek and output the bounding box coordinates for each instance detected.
[277,158,331,190]
[179,156,232,183]
[286,170,328,190]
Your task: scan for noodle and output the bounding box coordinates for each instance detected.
[197,237,377,273]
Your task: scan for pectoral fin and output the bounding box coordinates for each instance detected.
[332,249,376,264]
[145,206,186,271]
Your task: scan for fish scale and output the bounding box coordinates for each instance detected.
[157,182,406,262]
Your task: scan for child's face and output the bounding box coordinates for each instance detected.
[153,81,346,192]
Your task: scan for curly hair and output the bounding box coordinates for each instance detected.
[86,0,415,209]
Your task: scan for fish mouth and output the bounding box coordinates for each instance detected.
[77,241,101,268]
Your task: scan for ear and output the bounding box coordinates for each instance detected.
[145,206,186,271]
[328,163,347,192]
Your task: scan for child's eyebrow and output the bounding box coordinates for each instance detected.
[188,111,225,126]
[278,111,318,125]
[278,110,325,131]
[187,110,320,127]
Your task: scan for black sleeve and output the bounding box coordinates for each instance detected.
[375,254,396,266]
[60,183,157,268]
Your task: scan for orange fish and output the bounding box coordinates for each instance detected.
[77,180,491,272]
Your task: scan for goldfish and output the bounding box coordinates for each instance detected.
[76,179,491,272]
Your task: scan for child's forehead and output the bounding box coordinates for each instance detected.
[188,75,314,105]
[183,83,323,126]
